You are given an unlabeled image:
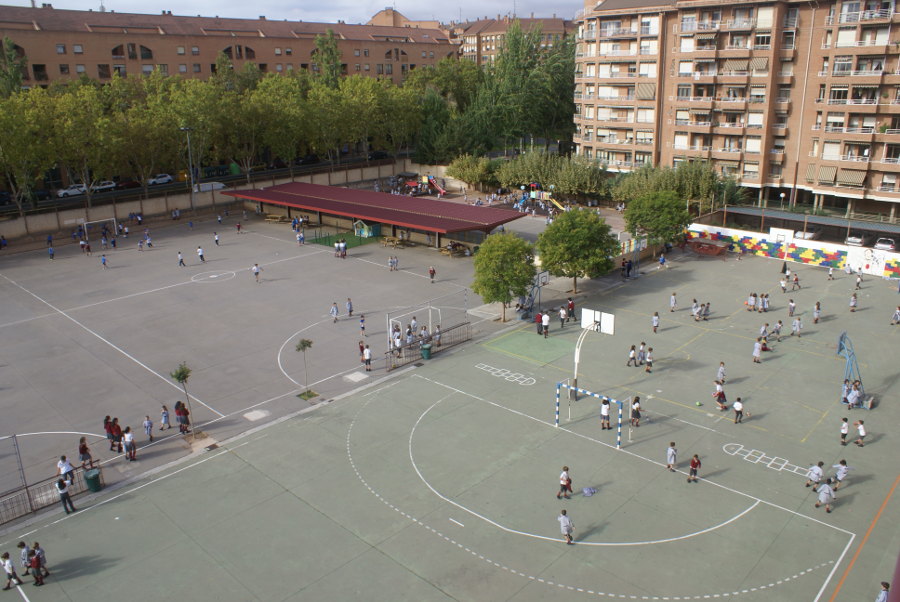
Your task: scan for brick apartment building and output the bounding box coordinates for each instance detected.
[574,0,900,219]
[0,4,458,87]
[454,15,576,66]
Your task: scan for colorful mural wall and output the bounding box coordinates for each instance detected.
[688,224,900,279]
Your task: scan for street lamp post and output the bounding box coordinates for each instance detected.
[779,192,786,210]
[180,127,195,212]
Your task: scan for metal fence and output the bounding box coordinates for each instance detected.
[0,467,104,526]
[384,322,471,371]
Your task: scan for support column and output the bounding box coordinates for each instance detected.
[845,198,854,218]
[890,203,896,223]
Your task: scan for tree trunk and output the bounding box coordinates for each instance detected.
[572,276,578,294]
[180,382,196,442]
[303,353,310,394]
[501,302,507,322]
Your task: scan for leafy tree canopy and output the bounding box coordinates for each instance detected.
[535,208,619,293]
[624,190,691,246]
[471,232,535,321]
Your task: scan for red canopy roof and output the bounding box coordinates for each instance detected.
[223,182,525,234]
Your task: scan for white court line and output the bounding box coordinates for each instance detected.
[449,518,465,527]
[408,393,761,546]
[815,534,857,602]
[13,583,31,602]
[411,374,854,537]
[0,273,225,417]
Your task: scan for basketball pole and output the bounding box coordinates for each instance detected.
[571,321,598,402]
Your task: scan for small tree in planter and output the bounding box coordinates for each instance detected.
[295,339,317,400]
[170,362,197,441]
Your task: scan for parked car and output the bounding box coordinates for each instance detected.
[193,181,226,192]
[874,237,896,251]
[31,189,52,201]
[148,173,173,185]
[367,150,391,161]
[57,184,86,198]
[844,233,871,246]
[92,181,116,193]
[0,191,11,205]
[116,180,141,190]
[295,154,320,166]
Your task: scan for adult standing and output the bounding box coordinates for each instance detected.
[56,479,77,514]
[558,509,574,545]
[566,297,575,323]
[428,266,436,283]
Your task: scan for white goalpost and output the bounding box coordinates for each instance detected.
[82,218,118,243]
[555,383,628,449]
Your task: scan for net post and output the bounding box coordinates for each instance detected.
[555,383,561,427]
[616,400,623,449]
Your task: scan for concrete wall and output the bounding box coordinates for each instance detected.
[0,162,403,242]
[688,223,900,279]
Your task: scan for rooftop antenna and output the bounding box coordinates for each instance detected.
[99,0,106,10]
[512,0,516,18]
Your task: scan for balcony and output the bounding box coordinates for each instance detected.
[783,18,799,28]
[881,157,900,164]
[604,50,639,57]
[825,9,893,24]
[815,125,876,134]
[597,95,636,102]
[599,28,638,38]
[833,40,890,48]
[822,153,871,162]
[724,44,751,51]
[724,19,756,29]
[580,31,597,41]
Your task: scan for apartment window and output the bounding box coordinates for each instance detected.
[355,63,360,72]
[177,46,185,55]
[192,46,200,55]
[364,64,370,71]
[286,64,293,71]
[385,64,393,75]
[429,51,435,59]
[748,112,764,128]
[769,162,783,177]
[285,48,292,55]
[59,64,70,74]
[56,44,66,54]
[780,59,794,76]
[113,64,125,75]
[774,114,788,128]
[97,64,109,78]
[745,137,762,153]
[743,162,759,178]
[639,62,657,78]
[258,63,268,72]
[772,137,786,153]
[127,43,137,59]
[354,49,360,57]
[754,33,771,49]
[834,56,853,74]
[179,64,187,73]
[822,141,842,159]
[193,63,201,73]
[782,31,796,49]
[677,84,691,99]
[811,138,820,157]
[679,60,693,75]
[363,49,369,57]
[749,86,766,103]
[32,64,48,81]
[73,44,83,54]
[679,36,695,52]
[421,51,426,58]
[777,85,792,101]
[275,48,282,56]
[882,174,897,191]
[142,65,154,75]
[275,63,283,72]
[829,86,849,103]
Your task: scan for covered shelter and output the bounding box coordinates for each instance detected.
[223,182,525,249]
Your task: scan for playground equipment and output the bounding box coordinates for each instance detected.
[836,332,873,409]
[426,176,446,195]
[555,383,626,448]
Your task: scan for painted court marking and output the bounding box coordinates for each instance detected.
[474,362,536,385]
[409,394,760,547]
[0,273,225,418]
[723,442,810,476]
[346,387,842,600]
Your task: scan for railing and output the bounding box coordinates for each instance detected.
[600,28,638,37]
[718,70,748,76]
[725,44,751,50]
[717,96,748,102]
[725,19,756,29]
[596,95,636,101]
[754,44,772,50]
[718,122,745,128]
[770,148,785,154]
[773,123,787,129]
[884,129,900,134]
[834,39,889,48]
[829,69,884,77]
[826,9,893,24]
[717,147,743,153]
[604,50,638,56]
[742,171,759,179]
[783,18,799,28]
[775,97,791,103]
[878,184,896,191]
[1,468,104,526]
[881,157,900,164]
[841,154,871,162]
[680,21,723,33]
[817,125,876,134]
[639,48,658,55]
[385,322,471,371]
[580,31,597,41]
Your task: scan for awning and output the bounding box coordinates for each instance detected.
[695,32,718,40]
[836,169,867,186]
[769,156,784,164]
[818,166,837,183]
[749,57,769,70]
[723,59,749,71]
[694,57,717,62]
[852,84,880,89]
[806,164,816,182]
[635,82,656,100]
[690,108,711,114]
[717,160,740,166]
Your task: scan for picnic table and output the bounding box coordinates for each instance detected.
[382,236,403,248]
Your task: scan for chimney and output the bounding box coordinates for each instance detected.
[259,15,265,20]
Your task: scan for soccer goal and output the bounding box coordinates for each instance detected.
[555,383,627,449]
[82,218,118,243]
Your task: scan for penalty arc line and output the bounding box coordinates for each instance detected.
[0,273,225,418]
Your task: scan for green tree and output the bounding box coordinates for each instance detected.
[536,208,619,294]
[471,232,535,322]
[171,78,225,177]
[307,81,346,163]
[256,73,311,178]
[446,154,496,191]
[403,57,481,112]
[413,88,450,164]
[0,36,26,98]
[52,83,118,207]
[382,85,422,157]
[341,75,387,159]
[295,339,314,398]
[314,29,342,89]
[0,89,56,219]
[169,362,196,441]
[624,190,691,247]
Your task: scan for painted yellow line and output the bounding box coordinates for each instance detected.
[801,407,831,443]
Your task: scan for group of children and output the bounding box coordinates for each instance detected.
[1,542,49,589]
[625,343,654,373]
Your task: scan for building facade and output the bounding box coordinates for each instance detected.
[454,15,575,66]
[574,0,900,219]
[0,5,457,87]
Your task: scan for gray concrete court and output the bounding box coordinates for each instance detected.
[1,214,899,602]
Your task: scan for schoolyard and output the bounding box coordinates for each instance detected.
[0,212,898,601]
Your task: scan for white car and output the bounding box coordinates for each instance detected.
[845,234,868,246]
[148,173,173,185]
[92,181,116,193]
[56,184,86,198]
[194,181,226,192]
[874,237,896,251]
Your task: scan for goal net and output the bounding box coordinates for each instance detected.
[82,218,118,243]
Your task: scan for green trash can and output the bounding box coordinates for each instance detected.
[420,343,433,360]
[84,469,103,493]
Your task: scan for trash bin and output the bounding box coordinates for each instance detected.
[420,343,433,360]
[84,469,103,493]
